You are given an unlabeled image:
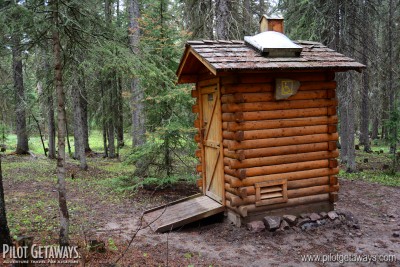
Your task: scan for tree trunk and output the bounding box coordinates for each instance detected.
[101,83,108,157]
[51,0,69,246]
[0,155,12,250]
[47,76,56,159]
[388,0,396,154]
[345,72,357,172]
[128,0,145,147]
[243,0,251,36]
[107,122,115,158]
[215,0,229,40]
[116,76,124,148]
[343,1,356,172]
[338,80,349,164]
[65,111,72,157]
[72,85,88,169]
[359,0,371,152]
[259,0,267,18]
[371,115,379,140]
[12,34,29,155]
[80,70,91,152]
[107,79,116,158]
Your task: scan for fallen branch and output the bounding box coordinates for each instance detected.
[114,190,169,265]
[31,114,47,157]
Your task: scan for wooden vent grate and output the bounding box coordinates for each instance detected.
[255,179,288,207]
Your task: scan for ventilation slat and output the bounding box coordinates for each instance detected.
[260,192,283,200]
[260,186,282,194]
[255,179,288,207]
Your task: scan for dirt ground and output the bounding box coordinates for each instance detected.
[1,155,399,266]
[90,179,400,267]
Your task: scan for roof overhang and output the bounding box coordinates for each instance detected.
[176,45,217,84]
[176,40,365,84]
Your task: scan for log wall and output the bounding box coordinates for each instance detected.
[220,72,339,216]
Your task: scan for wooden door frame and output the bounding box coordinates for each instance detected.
[197,78,225,205]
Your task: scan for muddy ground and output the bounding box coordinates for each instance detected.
[93,179,400,267]
[1,155,399,266]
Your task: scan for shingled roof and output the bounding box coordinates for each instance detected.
[176,40,365,84]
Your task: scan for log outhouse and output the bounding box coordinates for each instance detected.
[143,18,365,232]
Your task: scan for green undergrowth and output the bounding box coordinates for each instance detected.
[339,143,400,186]
[1,130,133,158]
[97,173,197,193]
[340,169,400,187]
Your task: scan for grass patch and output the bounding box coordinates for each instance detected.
[340,169,400,187]
[94,160,135,174]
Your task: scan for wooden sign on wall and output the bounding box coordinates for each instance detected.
[275,79,300,100]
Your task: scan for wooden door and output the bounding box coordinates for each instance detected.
[199,83,223,203]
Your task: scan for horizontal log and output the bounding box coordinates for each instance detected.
[232,195,255,207]
[328,124,337,133]
[329,176,338,185]
[238,193,330,217]
[196,164,202,173]
[198,77,219,87]
[224,125,331,142]
[238,186,254,198]
[327,106,336,116]
[225,183,242,196]
[195,149,202,158]
[224,133,338,150]
[192,104,199,113]
[288,176,330,189]
[196,178,203,188]
[330,184,339,192]
[328,141,337,151]
[231,142,329,160]
[220,73,331,86]
[194,119,200,128]
[329,159,338,168]
[226,192,255,206]
[221,90,330,103]
[330,192,338,203]
[242,159,330,178]
[221,84,273,94]
[224,166,239,177]
[191,90,198,98]
[223,117,338,134]
[194,134,201,142]
[223,107,330,126]
[226,150,339,169]
[224,166,246,180]
[287,185,330,199]
[222,99,338,113]
[221,78,335,92]
[222,131,240,141]
[225,200,242,216]
[223,148,245,160]
[327,90,335,98]
[326,72,335,81]
[225,174,242,188]
[237,168,339,187]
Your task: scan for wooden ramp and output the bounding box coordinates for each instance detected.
[143,194,225,233]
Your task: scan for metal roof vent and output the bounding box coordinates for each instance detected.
[244,31,303,58]
[244,31,303,57]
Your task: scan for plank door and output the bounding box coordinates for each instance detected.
[199,83,224,203]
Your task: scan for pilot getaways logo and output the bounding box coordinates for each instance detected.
[2,244,81,265]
